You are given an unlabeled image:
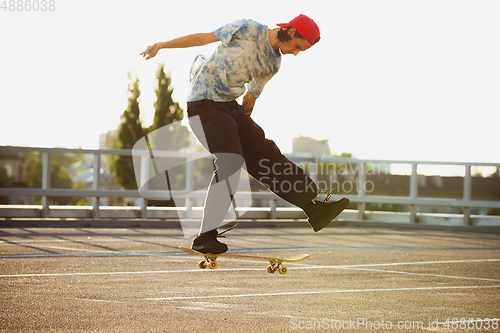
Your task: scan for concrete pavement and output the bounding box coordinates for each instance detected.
[1,225,499,332]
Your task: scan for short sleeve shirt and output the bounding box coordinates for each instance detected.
[187,19,281,102]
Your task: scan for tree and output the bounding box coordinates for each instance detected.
[20,152,77,204]
[0,167,15,203]
[147,63,190,151]
[145,64,193,206]
[113,73,145,190]
[0,167,15,187]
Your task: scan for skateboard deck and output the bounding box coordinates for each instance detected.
[179,246,309,274]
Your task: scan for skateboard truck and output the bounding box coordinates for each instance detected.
[180,246,308,274]
[266,259,288,274]
[197,254,219,270]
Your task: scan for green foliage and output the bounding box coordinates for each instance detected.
[21,153,75,189]
[147,63,190,151]
[113,73,144,190]
[21,153,42,188]
[488,207,500,216]
[70,179,87,206]
[20,152,83,189]
[151,64,182,130]
[141,64,192,206]
[102,131,118,174]
[0,167,15,187]
[20,152,80,204]
[110,66,192,192]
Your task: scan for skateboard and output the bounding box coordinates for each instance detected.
[179,246,309,274]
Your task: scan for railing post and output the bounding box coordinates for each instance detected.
[357,162,366,220]
[409,163,418,223]
[269,199,277,219]
[463,164,472,225]
[41,152,51,218]
[92,153,101,219]
[139,155,149,219]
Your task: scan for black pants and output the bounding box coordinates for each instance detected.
[187,99,318,231]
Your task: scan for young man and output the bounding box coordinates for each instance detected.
[141,14,349,254]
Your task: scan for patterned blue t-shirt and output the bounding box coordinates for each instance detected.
[187,19,281,102]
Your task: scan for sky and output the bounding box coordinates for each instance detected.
[1,0,499,167]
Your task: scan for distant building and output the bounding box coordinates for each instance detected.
[292,136,330,157]
[99,130,117,149]
[99,126,201,152]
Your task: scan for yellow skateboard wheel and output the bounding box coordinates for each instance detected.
[208,260,218,269]
[198,260,208,269]
[267,265,276,273]
[278,266,288,275]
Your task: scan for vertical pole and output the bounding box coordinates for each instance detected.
[357,163,366,220]
[463,164,472,225]
[139,154,149,219]
[41,152,51,218]
[409,163,418,223]
[269,199,277,220]
[92,153,101,219]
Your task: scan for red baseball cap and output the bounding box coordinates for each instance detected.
[277,14,321,45]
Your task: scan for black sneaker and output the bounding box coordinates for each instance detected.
[305,191,349,232]
[191,224,238,254]
[191,229,228,254]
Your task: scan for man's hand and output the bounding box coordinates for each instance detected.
[140,44,159,60]
[242,91,256,116]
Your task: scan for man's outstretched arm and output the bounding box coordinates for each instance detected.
[140,32,219,60]
[242,91,257,116]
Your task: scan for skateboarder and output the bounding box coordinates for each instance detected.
[141,14,349,254]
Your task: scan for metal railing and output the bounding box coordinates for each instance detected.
[1,145,499,225]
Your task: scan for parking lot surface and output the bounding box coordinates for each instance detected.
[1,225,499,332]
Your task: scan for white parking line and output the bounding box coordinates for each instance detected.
[1,258,498,278]
[145,285,500,301]
[1,267,258,278]
[25,245,119,253]
[0,239,127,244]
[327,258,500,268]
[344,267,500,282]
